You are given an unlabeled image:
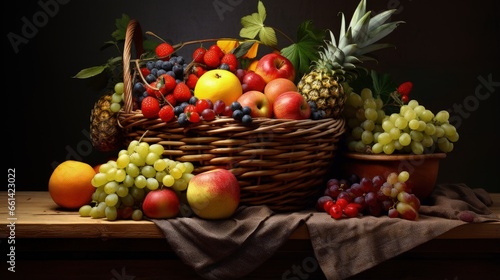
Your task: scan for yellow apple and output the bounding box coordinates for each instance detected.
[194,69,243,106]
[186,169,240,219]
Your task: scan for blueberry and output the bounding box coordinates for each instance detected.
[230,101,242,111]
[161,61,173,71]
[133,82,145,95]
[308,101,317,110]
[172,64,183,77]
[242,114,253,125]
[155,60,164,69]
[157,69,167,77]
[242,106,252,116]
[166,71,176,78]
[146,61,155,70]
[219,63,230,71]
[174,106,184,116]
[311,111,321,120]
[232,109,244,120]
[177,113,189,125]
[150,68,158,78]
[146,74,157,83]
[176,56,185,65]
[189,96,198,105]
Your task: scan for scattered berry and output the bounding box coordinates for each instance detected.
[397,82,413,96]
[155,42,175,60]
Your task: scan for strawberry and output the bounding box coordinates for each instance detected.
[141,96,160,119]
[192,65,207,77]
[140,67,151,77]
[158,74,177,93]
[173,82,192,103]
[155,42,175,60]
[203,49,221,69]
[186,73,198,89]
[146,81,162,98]
[221,53,238,72]
[397,82,413,96]
[165,93,177,107]
[192,47,207,63]
[158,105,175,122]
[208,44,224,58]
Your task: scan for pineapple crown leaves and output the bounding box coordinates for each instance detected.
[335,0,405,60]
[239,0,325,77]
[314,0,404,83]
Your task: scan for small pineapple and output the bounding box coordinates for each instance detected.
[298,0,403,118]
[90,92,123,152]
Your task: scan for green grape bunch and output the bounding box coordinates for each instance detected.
[342,87,459,155]
[79,140,195,221]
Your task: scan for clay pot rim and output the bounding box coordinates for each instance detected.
[344,152,447,161]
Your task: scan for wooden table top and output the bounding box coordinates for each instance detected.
[1,191,499,239]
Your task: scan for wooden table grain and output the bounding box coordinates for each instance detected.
[1,191,499,239]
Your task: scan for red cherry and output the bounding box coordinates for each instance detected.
[323,200,335,213]
[329,204,343,219]
[343,205,359,218]
[335,198,349,209]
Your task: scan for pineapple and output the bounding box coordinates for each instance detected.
[90,92,124,152]
[298,0,403,118]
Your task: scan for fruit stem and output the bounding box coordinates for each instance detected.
[272,27,295,45]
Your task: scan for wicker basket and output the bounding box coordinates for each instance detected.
[117,19,346,212]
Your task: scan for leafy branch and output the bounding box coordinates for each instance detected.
[239,0,326,78]
[73,14,156,83]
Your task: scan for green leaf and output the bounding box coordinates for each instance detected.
[259,27,277,47]
[111,14,130,42]
[72,65,108,79]
[280,21,325,77]
[239,0,278,47]
[233,41,256,58]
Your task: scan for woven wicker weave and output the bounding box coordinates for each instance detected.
[117,19,346,211]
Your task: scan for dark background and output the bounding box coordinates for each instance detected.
[4,0,500,193]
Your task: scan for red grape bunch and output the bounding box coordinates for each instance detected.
[316,171,421,221]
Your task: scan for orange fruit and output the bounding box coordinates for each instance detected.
[264,78,298,106]
[247,60,259,71]
[48,160,96,209]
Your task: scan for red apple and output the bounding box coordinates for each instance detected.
[186,169,240,219]
[241,71,266,92]
[273,91,311,120]
[254,53,295,84]
[236,90,273,118]
[142,188,180,219]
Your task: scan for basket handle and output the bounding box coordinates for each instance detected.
[123,19,144,113]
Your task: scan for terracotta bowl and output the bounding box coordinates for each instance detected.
[340,152,447,199]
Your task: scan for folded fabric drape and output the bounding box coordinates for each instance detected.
[152,184,499,280]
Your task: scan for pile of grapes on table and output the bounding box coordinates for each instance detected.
[316,171,421,221]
